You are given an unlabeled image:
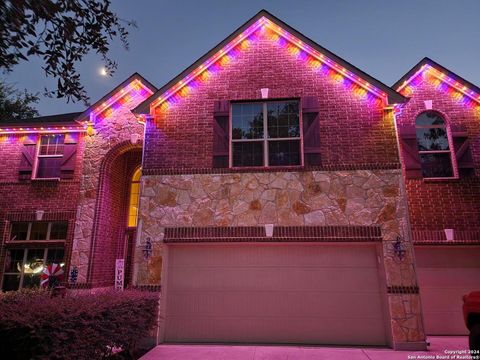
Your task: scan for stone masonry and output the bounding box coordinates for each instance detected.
[136,169,424,345]
[70,90,148,283]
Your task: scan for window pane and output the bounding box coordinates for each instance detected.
[267,101,300,138]
[232,142,263,167]
[30,222,49,240]
[46,248,65,266]
[269,140,301,166]
[415,112,445,126]
[10,222,29,241]
[39,134,65,156]
[23,249,45,286]
[2,274,21,291]
[23,274,41,288]
[420,153,454,178]
[50,222,68,240]
[232,103,264,139]
[4,249,25,273]
[37,157,62,178]
[416,128,449,151]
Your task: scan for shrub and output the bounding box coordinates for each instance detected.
[0,288,159,360]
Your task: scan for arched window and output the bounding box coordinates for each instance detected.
[415,111,454,178]
[127,167,141,227]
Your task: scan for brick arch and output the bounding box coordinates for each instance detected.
[413,108,452,126]
[87,141,143,286]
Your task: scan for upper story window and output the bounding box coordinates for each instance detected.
[415,111,454,178]
[231,101,301,167]
[19,133,77,181]
[9,221,68,242]
[36,134,65,178]
[128,167,141,227]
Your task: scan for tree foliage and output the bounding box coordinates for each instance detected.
[0,80,39,121]
[0,0,135,105]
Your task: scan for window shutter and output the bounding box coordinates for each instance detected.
[60,133,78,179]
[451,125,474,176]
[19,140,37,180]
[302,96,321,166]
[398,125,422,179]
[213,100,230,168]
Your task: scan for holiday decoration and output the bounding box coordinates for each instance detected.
[70,266,78,284]
[41,263,64,288]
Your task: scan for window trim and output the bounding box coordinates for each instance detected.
[1,247,65,291]
[415,110,458,180]
[229,99,304,168]
[127,167,142,228]
[32,134,65,180]
[6,221,68,244]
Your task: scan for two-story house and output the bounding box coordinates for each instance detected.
[0,10,479,351]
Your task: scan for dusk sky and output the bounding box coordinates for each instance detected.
[4,0,480,116]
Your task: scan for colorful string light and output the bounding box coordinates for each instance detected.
[151,16,388,112]
[89,79,154,122]
[0,127,85,135]
[0,79,154,134]
[398,64,480,111]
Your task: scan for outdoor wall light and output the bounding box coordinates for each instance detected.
[393,236,406,261]
[35,210,45,221]
[265,224,274,237]
[261,88,270,99]
[130,133,140,145]
[143,237,153,260]
[444,228,454,241]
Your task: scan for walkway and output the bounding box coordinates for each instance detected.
[141,336,469,360]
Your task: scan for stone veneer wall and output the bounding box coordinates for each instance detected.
[70,95,146,283]
[136,169,425,346]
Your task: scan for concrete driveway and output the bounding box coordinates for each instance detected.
[140,336,469,359]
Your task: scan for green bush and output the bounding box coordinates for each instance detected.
[0,288,159,360]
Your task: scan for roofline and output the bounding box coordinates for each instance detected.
[75,72,157,122]
[133,9,406,114]
[0,111,83,127]
[393,57,480,94]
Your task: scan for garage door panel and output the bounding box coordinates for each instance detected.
[169,245,378,268]
[415,247,480,335]
[165,244,386,345]
[168,291,384,318]
[420,288,469,310]
[420,312,467,335]
[418,268,480,288]
[166,316,385,345]
[169,267,381,292]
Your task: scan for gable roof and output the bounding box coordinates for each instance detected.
[133,9,406,114]
[393,57,480,103]
[75,72,157,123]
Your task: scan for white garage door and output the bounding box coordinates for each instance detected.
[416,246,480,335]
[164,243,387,345]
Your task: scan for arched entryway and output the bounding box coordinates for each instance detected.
[87,142,142,287]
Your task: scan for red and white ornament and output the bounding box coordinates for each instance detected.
[40,263,64,287]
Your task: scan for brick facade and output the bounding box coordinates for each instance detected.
[1,10,479,350]
[0,132,84,289]
[396,73,480,238]
[144,35,399,171]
